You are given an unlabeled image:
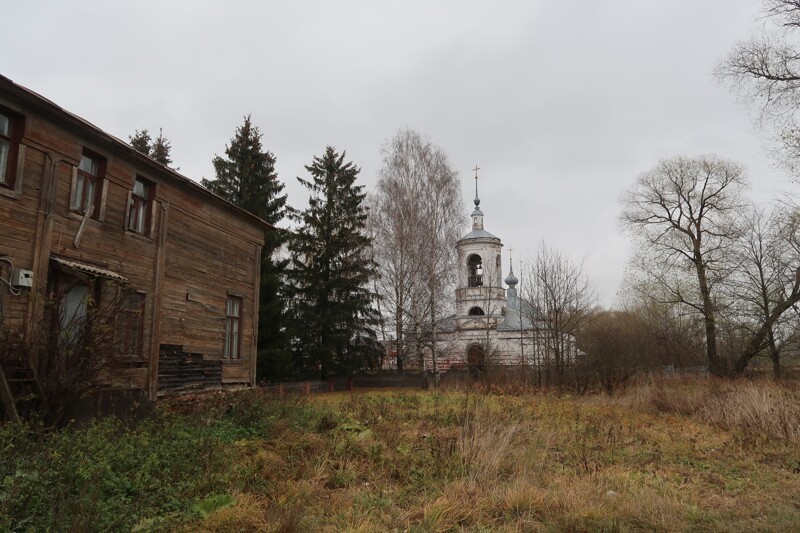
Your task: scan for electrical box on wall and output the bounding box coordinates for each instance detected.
[11,268,33,288]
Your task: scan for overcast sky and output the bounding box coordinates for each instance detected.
[3,1,793,306]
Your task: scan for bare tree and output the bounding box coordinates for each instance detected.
[621,155,748,375]
[1,282,141,425]
[371,129,464,375]
[726,205,800,374]
[519,243,595,385]
[618,269,706,370]
[717,1,800,173]
[621,155,800,376]
[577,310,651,394]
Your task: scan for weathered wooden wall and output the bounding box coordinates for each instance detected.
[0,81,266,399]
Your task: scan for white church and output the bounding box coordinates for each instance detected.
[419,176,578,375]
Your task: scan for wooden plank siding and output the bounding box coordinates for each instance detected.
[0,75,269,399]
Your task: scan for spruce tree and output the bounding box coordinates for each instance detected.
[151,128,173,167]
[287,147,378,379]
[129,127,173,167]
[129,129,152,155]
[202,116,289,381]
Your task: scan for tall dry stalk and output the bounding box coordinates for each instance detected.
[457,398,518,484]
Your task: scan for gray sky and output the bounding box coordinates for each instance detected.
[3,1,793,306]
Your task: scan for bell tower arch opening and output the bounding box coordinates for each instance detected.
[467,254,483,287]
[468,306,485,316]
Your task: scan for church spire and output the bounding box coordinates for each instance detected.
[505,248,520,308]
[473,165,481,207]
[471,165,484,230]
[504,248,519,288]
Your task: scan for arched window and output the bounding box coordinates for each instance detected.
[467,254,483,287]
[468,306,485,316]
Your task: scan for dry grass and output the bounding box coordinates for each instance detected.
[457,396,518,484]
[607,376,800,441]
[13,379,797,531]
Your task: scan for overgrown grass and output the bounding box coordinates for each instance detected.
[3,379,800,531]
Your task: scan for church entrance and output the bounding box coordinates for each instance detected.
[467,344,486,377]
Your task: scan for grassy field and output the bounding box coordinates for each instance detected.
[2,379,800,531]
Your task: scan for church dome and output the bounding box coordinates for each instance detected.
[504,267,519,287]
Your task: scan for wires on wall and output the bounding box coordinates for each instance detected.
[0,257,23,296]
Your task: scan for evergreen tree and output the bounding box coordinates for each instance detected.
[202,116,289,381]
[287,147,378,379]
[151,128,173,167]
[129,129,152,155]
[129,127,173,167]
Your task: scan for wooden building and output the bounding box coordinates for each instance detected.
[0,74,270,406]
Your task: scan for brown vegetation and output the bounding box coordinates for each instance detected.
[5,378,800,530]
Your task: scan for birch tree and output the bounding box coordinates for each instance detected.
[371,129,464,374]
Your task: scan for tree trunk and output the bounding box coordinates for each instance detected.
[395,293,404,372]
[735,269,800,374]
[695,257,722,375]
[430,284,438,387]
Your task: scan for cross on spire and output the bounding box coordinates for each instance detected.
[473,165,481,207]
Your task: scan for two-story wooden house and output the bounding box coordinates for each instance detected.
[0,74,270,409]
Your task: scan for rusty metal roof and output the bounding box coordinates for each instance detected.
[51,257,128,284]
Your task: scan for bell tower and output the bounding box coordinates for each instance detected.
[455,167,505,326]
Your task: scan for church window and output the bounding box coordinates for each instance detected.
[468,306,485,316]
[467,254,483,287]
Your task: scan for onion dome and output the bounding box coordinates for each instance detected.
[505,264,519,287]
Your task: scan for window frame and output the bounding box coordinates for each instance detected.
[0,105,24,191]
[50,273,100,352]
[71,148,106,219]
[224,295,243,360]
[126,176,155,236]
[117,291,146,357]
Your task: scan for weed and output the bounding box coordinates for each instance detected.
[3,381,800,530]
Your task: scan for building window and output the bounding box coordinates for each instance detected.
[59,283,92,343]
[117,292,145,356]
[0,107,23,189]
[71,149,105,217]
[468,306,485,316]
[224,295,242,359]
[127,177,154,235]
